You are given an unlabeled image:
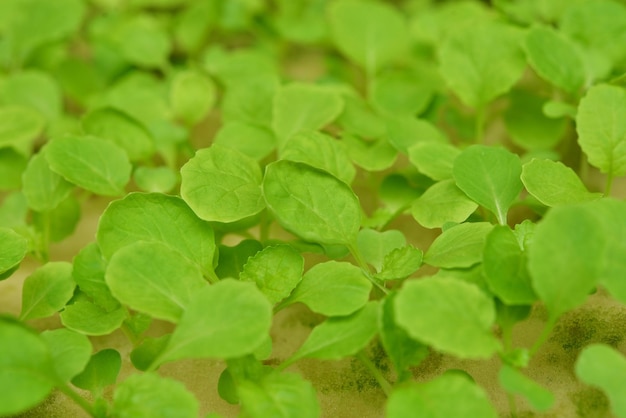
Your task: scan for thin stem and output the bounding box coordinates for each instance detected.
[475,106,486,144]
[205,268,220,284]
[529,318,556,357]
[38,210,51,263]
[57,383,96,417]
[604,172,614,197]
[259,209,270,243]
[356,351,393,397]
[507,392,518,418]
[348,243,389,296]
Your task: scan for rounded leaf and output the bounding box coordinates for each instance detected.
[0,227,28,276]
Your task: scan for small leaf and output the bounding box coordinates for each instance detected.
[395,277,501,359]
[22,151,74,211]
[499,365,554,412]
[342,134,397,171]
[180,145,265,223]
[0,227,28,276]
[375,246,423,281]
[283,261,371,317]
[131,335,170,372]
[133,166,178,193]
[115,16,171,69]
[356,228,406,272]
[371,70,433,116]
[72,349,122,394]
[337,94,386,139]
[20,262,75,321]
[263,160,361,246]
[0,70,62,121]
[453,145,523,225]
[424,222,493,269]
[215,239,263,280]
[240,244,304,304]
[385,116,446,154]
[0,148,28,190]
[61,300,127,336]
[45,135,131,196]
[411,180,478,229]
[213,122,276,161]
[41,328,92,383]
[0,105,44,147]
[72,242,120,312]
[408,142,460,181]
[170,70,217,126]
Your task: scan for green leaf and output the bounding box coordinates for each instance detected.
[280,131,356,184]
[106,241,207,323]
[34,194,80,243]
[385,116,446,154]
[408,142,460,181]
[238,371,320,418]
[523,26,585,94]
[499,365,554,412]
[0,148,27,190]
[424,222,493,269]
[356,228,406,272]
[453,145,523,225]
[22,151,73,211]
[387,373,498,418]
[82,107,155,162]
[411,180,478,229]
[337,94,386,139]
[263,160,361,246]
[180,145,265,223]
[221,74,278,127]
[131,335,170,372]
[0,70,62,121]
[542,100,577,119]
[521,159,601,206]
[0,105,45,148]
[0,318,55,416]
[170,70,216,126]
[45,135,131,196]
[371,70,433,117]
[483,226,536,305]
[576,84,626,177]
[115,16,171,69]
[286,301,379,365]
[375,246,423,281]
[213,122,276,161]
[439,22,525,108]
[0,227,28,276]
[575,344,626,418]
[342,134,397,171]
[112,373,199,418]
[20,261,75,321]
[133,166,178,193]
[215,239,263,280]
[395,277,501,359]
[97,192,216,277]
[60,300,127,336]
[282,261,371,317]
[155,280,272,365]
[41,328,92,383]
[329,0,409,74]
[72,242,120,312]
[72,349,121,393]
[272,83,343,145]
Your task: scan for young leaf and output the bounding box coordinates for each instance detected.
[60,300,127,336]
[375,246,423,281]
[272,83,343,145]
[41,328,92,383]
[575,344,626,418]
[0,318,55,416]
[215,239,263,279]
[131,335,171,372]
[521,159,601,206]
[240,244,303,305]
[170,70,217,126]
[0,70,62,121]
[180,145,265,223]
[133,166,178,193]
[424,222,493,269]
[112,373,199,418]
[329,0,409,74]
[155,280,272,365]
[20,261,75,321]
[105,241,207,323]
[97,192,216,277]
[342,134,398,171]
[72,242,120,312]
[387,372,498,418]
[0,227,28,276]
[453,145,523,225]
[371,70,433,117]
[0,105,45,147]
[45,135,131,196]
[499,365,554,412]
[356,228,406,272]
[385,116,446,154]
[115,16,171,69]
[238,371,320,418]
[263,160,361,246]
[411,180,478,229]
[576,84,626,177]
[408,142,460,181]
[72,349,121,394]
[0,148,28,190]
[285,301,379,365]
[337,94,386,139]
[439,22,525,108]
[282,261,371,317]
[21,151,74,212]
[395,277,501,359]
[213,122,277,161]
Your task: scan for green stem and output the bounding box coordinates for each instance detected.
[529,318,556,357]
[604,172,614,197]
[57,383,96,417]
[475,106,486,144]
[259,209,270,243]
[507,392,518,418]
[205,268,220,284]
[356,351,393,397]
[38,210,51,263]
[348,243,389,295]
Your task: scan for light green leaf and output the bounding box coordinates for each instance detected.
[411,180,478,229]
[282,261,371,317]
[356,228,406,272]
[371,70,433,116]
[575,344,626,418]
[424,222,493,269]
[408,142,460,181]
[576,84,626,177]
[0,148,27,190]
[337,94,386,139]
[72,242,120,312]
[375,245,423,281]
[97,192,216,277]
[521,159,601,206]
[82,107,155,162]
[262,160,361,246]
[112,373,199,418]
[272,83,343,144]
[213,122,276,161]
[0,70,62,121]
[387,373,498,418]
[342,134,397,171]
[395,277,501,359]
[0,227,28,276]
[215,239,263,280]
[385,116,446,154]
[20,262,75,321]
[453,145,523,225]
[439,22,525,108]
[72,349,121,394]
[170,70,216,126]
[133,166,178,193]
[22,151,73,211]
[286,301,379,365]
[499,365,554,412]
[280,131,356,184]
[542,100,577,119]
[106,241,207,323]
[180,145,265,223]
[60,300,127,336]
[156,280,272,365]
[41,329,92,383]
[45,135,131,196]
[240,244,304,305]
[115,16,171,69]
[238,372,320,418]
[221,74,278,127]
[33,194,80,243]
[523,26,585,94]
[329,0,409,74]
[0,105,45,148]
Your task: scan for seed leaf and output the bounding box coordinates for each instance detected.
[424,222,493,269]
[20,262,75,321]
[60,300,127,336]
[41,328,92,383]
[0,227,28,276]
[412,180,478,229]
[499,365,554,412]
